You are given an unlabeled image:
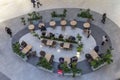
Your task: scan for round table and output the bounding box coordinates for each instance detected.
[28,24,35,32]
[49,21,56,28]
[70,20,77,28]
[83,22,90,28]
[60,20,67,26]
[38,22,45,28]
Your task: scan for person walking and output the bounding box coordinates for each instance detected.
[101,13,107,24]
[87,29,91,38]
[31,0,36,8]
[36,0,42,8]
[5,27,12,37]
[101,35,108,45]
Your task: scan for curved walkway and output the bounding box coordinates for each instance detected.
[0,8,120,80]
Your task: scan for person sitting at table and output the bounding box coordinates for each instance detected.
[21,41,27,48]
[59,34,63,38]
[49,33,55,37]
[41,32,46,36]
[41,26,47,31]
[60,43,64,48]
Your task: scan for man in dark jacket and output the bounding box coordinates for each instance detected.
[31,0,36,8]
[5,27,12,37]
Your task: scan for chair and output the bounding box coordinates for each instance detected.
[40,50,46,57]
[59,57,64,64]
[85,54,93,63]
[60,43,64,48]
[52,41,56,47]
[69,44,73,49]
[71,56,78,63]
[21,41,27,48]
[94,46,99,53]
[41,39,47,45]
[49,55,54,64]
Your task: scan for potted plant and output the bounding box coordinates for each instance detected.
[77,44,83,52]
[77,9,93,21]
[37,57,53,70]
[102,49,113,64]
[12,42,26,59]
[71,62,81,77]
[77,34,82,41]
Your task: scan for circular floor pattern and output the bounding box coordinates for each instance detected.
[12,8,112,75]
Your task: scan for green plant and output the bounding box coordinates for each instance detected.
[37,57,52,70]
[77,9,93,19]
[51,9,67,18]
[60,62,71,73]
[77,44,83,52]
[77,34,82,41]
[90,58,104,68]
[71,62,81,77]
[12,42,25,58]
[31,32,40,39]
[28,11,42,22]
[102,49,113,64]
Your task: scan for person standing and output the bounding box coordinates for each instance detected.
[5,27,12,37]
[31,0,36,8]
[101,13,107,24]
[101,35,108,45]
[36,0,42,8]
[87,29,91,38]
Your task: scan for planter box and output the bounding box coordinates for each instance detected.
[64,73,81,76]
[91,62,107,71]
[37,66,53,73]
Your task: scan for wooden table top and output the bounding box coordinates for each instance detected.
[63,43,70,49]
[90,50,99,60]
[28,24,35,29]
[83,22,90,28]
[46,40,53,46]
[60,20,67,26]
[22,44,32,54]
[38,23,45,28]
[64,57,70,64]
[49,21,56,26]
[45,54,51,61]
[70,20,77,26]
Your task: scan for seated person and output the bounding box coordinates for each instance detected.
[21,41,27,48]
[41,32,46,36]
[41,26,47,31]
[49,33,55,37]
[59,34,64,39]
[71,56,78,62]
[94,46,99,53]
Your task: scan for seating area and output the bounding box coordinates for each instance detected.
[11,8,113,78]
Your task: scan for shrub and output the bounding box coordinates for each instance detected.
[37,57,52,70]
[12,42,25,58]
[77,9,93,19]
[77,44,83,52]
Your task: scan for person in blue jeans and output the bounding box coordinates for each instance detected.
[31,0,36,8]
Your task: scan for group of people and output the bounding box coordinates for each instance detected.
[31,0,42,8]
